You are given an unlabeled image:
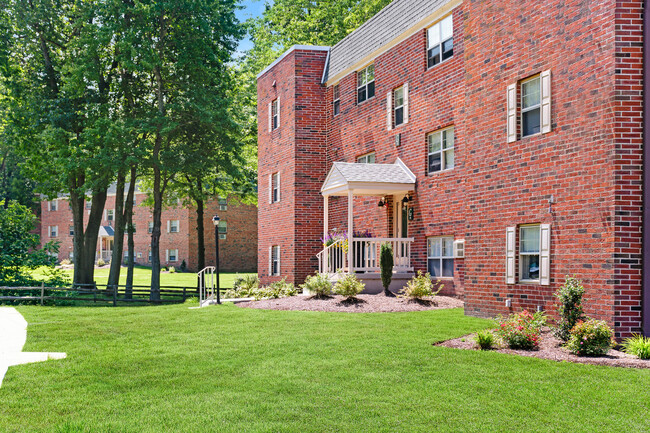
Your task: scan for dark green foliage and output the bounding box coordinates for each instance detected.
[475,329,495,350]
[380,242,393,296]
[566,319,615,356]
[554,277,585,341]
[621,334,650,360]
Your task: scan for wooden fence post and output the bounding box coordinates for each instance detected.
[40,282,45,306]
[183,287,186,302]
[112,284,117,307]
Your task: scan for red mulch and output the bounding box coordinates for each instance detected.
[236,294,463,313]
[437,328,650,369]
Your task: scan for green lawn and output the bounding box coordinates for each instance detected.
[1,304,649,432]
[30,265,253,289]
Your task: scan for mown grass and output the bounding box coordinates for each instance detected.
[29,265,253,289]
[1,304,649,432]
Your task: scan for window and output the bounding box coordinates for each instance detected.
[148,221,153,234]
[218,221,227,234]
[394,86,405,127]
[106,209,114,222]
[271,245,280,276]
[218,198,228,211]
[137,252,142,258]
[169,220,179,233]
[357,152,376,164]
[69,225,74,236]
[519,225,540,282]
[124,250,129,258]
[427,237,454,278]
[69,251,74,259]
[271,172,280,203]
[427,14,453,68]
[427,127,455,173]
[333,84,341,116]
[49,200,57,211]
[219,233,227,240]
[85,201,91,210]
[521,76,541,137]
[49,226,58,238]
[357,64,375,103]
[167,249,178,262]
[148,251,152,262]
[271,98,279,130]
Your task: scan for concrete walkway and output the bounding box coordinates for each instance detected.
[0,307,66,388]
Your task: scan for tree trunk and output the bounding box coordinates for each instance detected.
[69,180,86,286]
[195,176,205,272]
[150,136,163,301]
[125,167,137,299]
[79,189,108,286]
[107,171,126,289]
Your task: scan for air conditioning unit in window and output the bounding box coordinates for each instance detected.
[453,239,465,258]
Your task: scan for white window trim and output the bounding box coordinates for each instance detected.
[218,198,228,211]
[148,222,154,234]
[49,225,58,237]
[167,249,178,262]
[50,200,58,211]
[357,64,375,104]
[333,84,341,116]
[426,14,454,69]
[393,86,405,127]
[271,172,280,203]
[516,223,550,285]
[357,152,376,164]
[270,245,280,276]
[427,236,455,279]
[427,126,455,174]
[521,75,542,138]
[170,220,179,233]
[519,224,541,283]
[271,98,280,130]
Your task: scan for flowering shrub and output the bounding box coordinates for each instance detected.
[301,273,333,298]
[333,273,365,299]
[554,276,585,341]
[495,310,543,350]
[566,319,615,356]
[400,271,442,299]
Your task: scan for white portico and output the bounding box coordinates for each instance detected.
[318,158,416,277]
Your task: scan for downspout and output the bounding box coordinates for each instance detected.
[641,0,650,336]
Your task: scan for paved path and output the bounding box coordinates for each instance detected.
[0,307,66,388]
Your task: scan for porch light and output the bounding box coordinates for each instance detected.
[377,197,385,207]
[402,194,411,204]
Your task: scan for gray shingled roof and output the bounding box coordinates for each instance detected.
[321,158,416,195]
[324,0,452,83]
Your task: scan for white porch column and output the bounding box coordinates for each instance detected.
[323,195,329,273]
[99,236,103,261]
[347,190,353,273]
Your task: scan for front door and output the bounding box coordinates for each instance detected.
[401,206,408,238]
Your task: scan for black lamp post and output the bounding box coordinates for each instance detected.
[212,214,221,305]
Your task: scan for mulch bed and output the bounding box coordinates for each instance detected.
[437,327,650,369]
[236,294,463,313]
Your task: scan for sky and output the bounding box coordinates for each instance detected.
[236,0,269,53]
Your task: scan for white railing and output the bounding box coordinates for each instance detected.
[198,266,216,306]
[316,237,413,274]
[317,239,347,274]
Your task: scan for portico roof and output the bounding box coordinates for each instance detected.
[321,158,416,196]
[98,226,115,237]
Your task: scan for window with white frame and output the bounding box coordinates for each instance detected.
[218,198,227,211]
[333,84,341,116]
[218,221,227,234]
[69,251,74,259]
[427,237,454,278]
[427,14,454,68]
[85,201,91,210]
[148,221,153,234]
[167,249,178,262]
[49,200,58,211]
[357,152,376,164]
[69,225,74,236]
[169,220,179,233]
[357,64,375,103]
[106,209,114,222]
[394,86,405,127]
[427,127,455,173]
[271,98,279,130]
[271,245,280,276]
[271,172,280,203]
[521,75,541,137]
[148,251,152,262]
[519,225,540,282]
[137,252,142,258]
[49,225,58,238]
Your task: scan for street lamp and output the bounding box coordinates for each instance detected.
[212,214,221,305]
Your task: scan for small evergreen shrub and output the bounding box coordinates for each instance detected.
[566,319,615,356]
[475,330,495,350]
[180,260,187,272]
[169,266,176,273]
[380,242,394,296]
[554,276,585,341]
[333,273,365,299]
[495,310,542,350]
[400,271,442,299]
[621,334,650,360]
[301,273,332,298]
[253,278,296,300]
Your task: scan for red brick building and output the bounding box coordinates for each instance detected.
[40,188,257,273]
[257,0,650,337]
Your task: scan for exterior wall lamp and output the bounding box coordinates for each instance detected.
[377,197,386,207]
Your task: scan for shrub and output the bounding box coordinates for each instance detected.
[380,242,394,296]
[475,330,495,350]
[301,273,332,298]
[554,276,585,341]
[566,319,615,356]
[233,274,260,293]
[60,259,72,266]
[253,278,296,300]
[621,334,650,360]
[96,258,106,267]
[400,271,442,299]
[180,260,187,272]
[495,310,541,350]
[169,266,176,273]
[333,273,365,299]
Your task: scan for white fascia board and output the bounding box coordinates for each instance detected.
[257,45,331,80]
